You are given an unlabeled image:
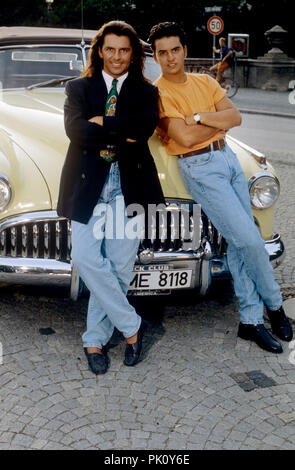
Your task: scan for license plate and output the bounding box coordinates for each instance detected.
[129,269,192,290]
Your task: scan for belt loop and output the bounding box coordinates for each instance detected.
[210,142,213,152]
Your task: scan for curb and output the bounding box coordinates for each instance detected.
[237,108,295,119]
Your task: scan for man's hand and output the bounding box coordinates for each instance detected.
[185,115,196,126]
[156,120,171,145]
[88,116,103,126]
[196,96,241,131]
[88,116,137,142]
[158,117,221,148]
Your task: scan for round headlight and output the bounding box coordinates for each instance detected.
[248,173,280,210]
[0,174,12,211]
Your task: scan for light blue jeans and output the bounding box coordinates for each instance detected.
[178,143,282,324]
[71,162,142,349]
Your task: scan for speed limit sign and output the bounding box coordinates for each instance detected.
[207,16,224,35]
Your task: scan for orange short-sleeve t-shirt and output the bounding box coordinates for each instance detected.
[154,73,226,155]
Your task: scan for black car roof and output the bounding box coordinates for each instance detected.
[0,26,152,52]
[0,26,99,45]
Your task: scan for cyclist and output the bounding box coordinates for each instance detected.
[210,37,234,84]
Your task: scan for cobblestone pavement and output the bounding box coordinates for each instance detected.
[0,140,295,451]
[1,287,295,451]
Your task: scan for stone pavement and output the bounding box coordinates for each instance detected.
[232,88,295,118]
[0,286,295,451]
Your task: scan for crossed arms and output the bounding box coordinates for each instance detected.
[158,95,241,148]
[64,79,159,149]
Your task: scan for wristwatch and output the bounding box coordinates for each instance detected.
[193,113,201,124]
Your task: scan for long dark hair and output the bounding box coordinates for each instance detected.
[82,20,145,81]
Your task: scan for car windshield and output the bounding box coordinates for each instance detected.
[0,45,161,90]
[144,55,161,82]
[0,46,83,89]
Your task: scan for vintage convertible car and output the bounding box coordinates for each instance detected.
[0,26,284,300]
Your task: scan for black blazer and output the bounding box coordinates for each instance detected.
[57,73,165,224]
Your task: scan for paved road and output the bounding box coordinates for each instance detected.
[1,113,295,451]
[229,113,295,293]
[229,113,295,162]
[232,88,295,118]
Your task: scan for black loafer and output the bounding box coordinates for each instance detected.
[266,306,293,342]
[124,319,147,367]
[238,323,283,353]
[84,348,109,375]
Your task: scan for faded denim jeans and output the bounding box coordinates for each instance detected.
[71,162,143,349]
[178,143,282,324]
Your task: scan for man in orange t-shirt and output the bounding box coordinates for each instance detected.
[148,22,292,354]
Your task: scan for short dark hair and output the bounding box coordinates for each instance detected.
[82,20,145,80]
[147,22,187,52]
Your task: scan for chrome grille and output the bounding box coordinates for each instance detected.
[138,202,226,255]
[0,206,226,261]
[202,212,227,256]
[0,212,71,261]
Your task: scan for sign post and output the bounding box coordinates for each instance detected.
[207,15,224,64]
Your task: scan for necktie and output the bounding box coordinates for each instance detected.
[105,78,118,116]
[100,79,118,162]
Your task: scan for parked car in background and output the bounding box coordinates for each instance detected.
[0,27,284,300]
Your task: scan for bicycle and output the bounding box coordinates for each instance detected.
[221,52,239,98]
[195,53,239,99]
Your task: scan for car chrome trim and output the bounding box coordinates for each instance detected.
[0,173,12,210]
[199,240,212,296]
[137,248,204,265]
[0,257,71,286]
[265,234,285,268]
[0,211,60,231]
[0,234,285,291]
[0,211,71,261]
[248,171,280,189]
[227,134,268,168]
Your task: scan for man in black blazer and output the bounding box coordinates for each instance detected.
[57,20,164,375]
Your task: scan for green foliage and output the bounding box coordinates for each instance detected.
[2,0,293,58]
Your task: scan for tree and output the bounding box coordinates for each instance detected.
[2,0,293,58]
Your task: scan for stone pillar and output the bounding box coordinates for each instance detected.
[247,25,295,91]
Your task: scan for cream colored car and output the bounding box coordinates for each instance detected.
[0,27,284,299]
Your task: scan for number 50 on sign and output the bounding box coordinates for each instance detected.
[207,16,224,35]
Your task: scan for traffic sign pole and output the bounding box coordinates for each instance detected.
[207,16,224,65]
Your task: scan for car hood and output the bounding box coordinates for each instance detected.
[1,88,66,114]
[0,89,68,213]
[0,88,278,215]
[0,87,194,205]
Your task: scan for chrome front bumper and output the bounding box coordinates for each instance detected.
[0,234,285,298]
[0,257,72,286]
[265,234,285,268]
